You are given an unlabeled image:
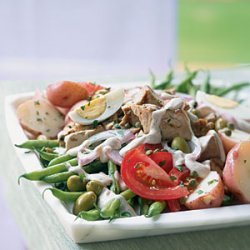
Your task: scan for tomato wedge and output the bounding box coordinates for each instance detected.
[121,152,189,200]
[79,82,104,97]
[149,151,173,173]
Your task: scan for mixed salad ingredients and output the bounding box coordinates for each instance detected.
[15,73,250,221]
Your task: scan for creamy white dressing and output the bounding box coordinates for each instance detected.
[98,188,136,216]
[120,98,184,156]
[199,130,225,163]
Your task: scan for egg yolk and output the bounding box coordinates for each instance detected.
[76,96,106,119]
[206,94,238,109]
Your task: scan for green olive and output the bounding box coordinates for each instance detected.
[171,136,190,153]
[215,118,227,131]
[73,191,97,215]
[86,180,104,196]
[67,175,85,192]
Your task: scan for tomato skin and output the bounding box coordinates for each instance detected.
[149,151,173,173]
[121,152,189,200]
[79,82,104,97]
[167,199,181,212]
[169,166,190,184]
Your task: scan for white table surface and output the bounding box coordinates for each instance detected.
[2,66,250,249]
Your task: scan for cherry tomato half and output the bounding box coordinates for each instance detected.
[121,152,189,200]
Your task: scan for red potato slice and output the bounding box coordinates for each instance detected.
[185,171,224,210]
[218,129,250,154]
[46,81,88,108]
[16,98,65,138]
[223,141,250,203]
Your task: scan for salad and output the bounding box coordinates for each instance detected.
[15,76,250,221]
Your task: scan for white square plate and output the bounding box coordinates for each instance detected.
[5,89,250,243]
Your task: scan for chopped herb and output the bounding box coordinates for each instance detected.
[36,118,42,122]
[92,120,99,128]
[208,179,218,185]
[197,190,204,195]
[36,111,39,115]
[80,106,85,111]
[107,105,111,108]
[188,179,196,188]
[170,176,177,181]
[46,129,51,132]
[158,160,166,167]
[190,171,198,178]
[34,100,40,105]
[175,165,183,172]
[244,159,247,164]
[45,111,49,115]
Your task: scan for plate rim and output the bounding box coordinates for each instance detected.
[5,90,250,243]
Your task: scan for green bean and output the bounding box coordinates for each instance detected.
[175,70,198,94]
[83,161,108,174]
[138,197,152,215]
[146,201,166,217]
[215,82,250,97]
[154,70,174,90]
[37,149,59,162]
[18,158,78,183]
[100,198,121,219]
[41,161,107,183]
[15,140,59,150]
[43,188,84,202]
[108,161,120,194]
[200,72,211,94]
[42,171,76,183]
[48,154,75,167]
[77,209,101,221]
[120,189,136,200]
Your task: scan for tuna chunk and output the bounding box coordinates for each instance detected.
[121,103,192,141]
[64,125,104,150]
[125,86,164,106]
[160,109,192,141]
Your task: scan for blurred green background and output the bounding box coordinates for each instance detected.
[178,0,250,66]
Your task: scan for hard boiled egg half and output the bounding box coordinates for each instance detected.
[196,91,250,120]
[69,88,124,125]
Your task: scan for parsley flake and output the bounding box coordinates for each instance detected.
[208,179,218,185]
[92,120,99,128]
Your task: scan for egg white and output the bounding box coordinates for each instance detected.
[69,88,124,125]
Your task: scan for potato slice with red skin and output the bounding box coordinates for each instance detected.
[46,81,88,108]
[185,171,224,210]
[218,129,250,154]
[17,98,65,138]
[223,141,250,203]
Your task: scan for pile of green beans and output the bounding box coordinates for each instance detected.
[150,68,250,100]
[16,139,169,221]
